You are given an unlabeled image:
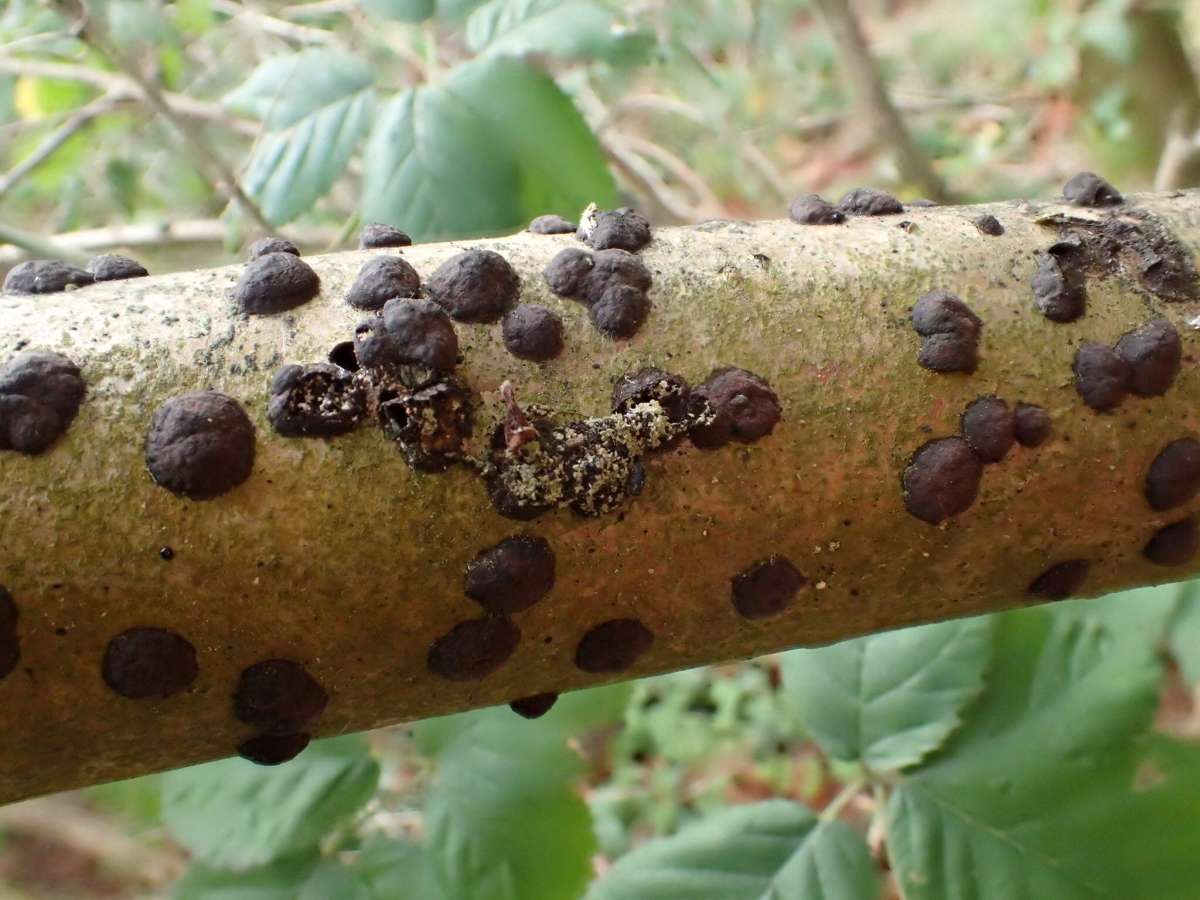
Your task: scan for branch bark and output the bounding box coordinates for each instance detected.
[1,192,1199,802]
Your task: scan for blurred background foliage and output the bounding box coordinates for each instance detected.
[3,0,1200,898]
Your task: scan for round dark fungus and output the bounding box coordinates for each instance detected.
[234,659,327,734]
[529,214,576,235]
[590,284,650,339]
[837,187,903,216]
[88,254,148,281]
[0,351,86,455]
[731,555,806,620]
[345,256,421,311]
[1073,342,1131,411]
[378,376,473,472]
[354,297,458,382]
[328,340,359,372]
[359,223,412,249]
[509,692,559,719]
[961,395,1015,464]
[1013,402,1051,448]
[246,237,299,260]
[101,627,198,700]
[1031,252,1086,323]
[973,214,1004,236]
[233,252,319,315]
[583,207,652,253]
[582,249,653,305]
[1063,171,1123,207]
[502,305,564,362]
[426,249,519,323]
[612,368,692,423]
[1114,318,1181,397]
[1027,559,1090,600]
[689,367,781,450]
[144,391,255,500]
[427,616,520,681]
[910,289,981,374]
[159,546,175,561]
[788,194,845,225]
[575,618,654,674]
[902,437,982,524]
[464,535,555,615]
[1146,438,1200,511]
[544,248,594,298]
[268,363,365,437]
[237,732,310,766]
[3,259,93,294]
[1144,518,1198,567]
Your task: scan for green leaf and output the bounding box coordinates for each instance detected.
[586,800,879,900]
[224,50,375,130]
[1168,580,1200,685]
[780,617,991,771]
[175,853,319,900]
[887,597,1183,900]
[351,837,439,898]
[465,0,654,63]
[358,0,485,21]
[361,55,615,242]
[163,736,380,870]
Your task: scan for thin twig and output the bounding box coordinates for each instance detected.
[620,135,723,216]
[279,0,356,18]
[0,221,91,266]
[210,0,339,45]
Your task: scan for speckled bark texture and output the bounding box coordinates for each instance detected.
[3,192,1200,801]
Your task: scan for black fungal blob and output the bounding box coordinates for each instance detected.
[101,627,198,700]
[960,396,1015,464]
[159,546,175,561]
[529,215,576,235]
[0,351,86,455]
[689,367,781,450]
[1063,171,1123,207]
[234,659,328,735]
[88,254,148,281]
[788,194,845,225]
[837,187,903,216]
[583,208,652,253]
[268,363,365,437]
[1031,251,1087,322]
[590,284,651,339]
[973,214,1004,236]
[544,248,595,298]
[1027,559,1090,600]
[233,252,320,315]
[464,535,555,615]
[612,368,693,423]
[0,586,19,680]
[1073,342,1131,412]
[1146,438,1200,511]
[902,437,983,524]
[247,237,299,260]
[1144,518,1199,567]
[1114,319,1181,397]
[575,618,654,674]
[345,256,421,311]
[731,555,806,620]
[1013,402,1052,448]
[509,693,558,719]
[328,341,359,372]
[378,377,473,472]
[238,732,310,766]
[426,249,520,323]
[359,223,412,249]
[3,259,93,294]
[354,298,458,384]
[502,305,564,362]
[427,617,520,681]
[910,289,982,374]
[581,249,653,305]
[144,391,255,500]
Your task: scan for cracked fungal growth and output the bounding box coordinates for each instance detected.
[234,659,328,766]
[689,367,781,450]
[1031,244,1087,323]
[0,351,86,455]
[359,222,412,249]
[575,618,654,674]
[88,254,148,281]
[378,377,473,472]
[910,289,982,374]
[328,341,359,372]
[101,627,198,700]
[145,391,255,500]
[1063,171,1123,207]
[502,305,564,362]
[1073,342,1131,411]
[0,587,19,680]
[268,363,365,437]
[838,187,903,216]
[1013,402,1052,448]
[731,555,806,620]
[788,194,845,225]
[3,259,93,294]
[1145,438,1200,511]
[579,207,652,253]
[1027,559,1090,600]
[1144,518,1198,567]
[426,249,520,323]
[509,692,559,719]
[973,214,1004,236]
[961,396,1015,464]
[346,256,421,311]
[1114,319,1181,397]
[612,368,696,425]
[233,252,320,315]
[354,298,458,388]
[464,535,555,615]
[529,214,576,235]
[246,237,299,259]
[428,616,521,681]
[902,437,983,524]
